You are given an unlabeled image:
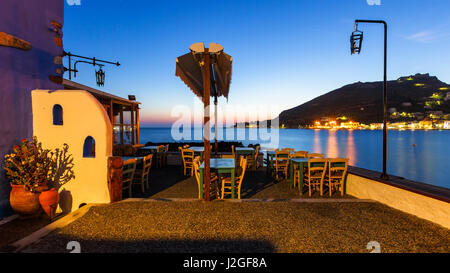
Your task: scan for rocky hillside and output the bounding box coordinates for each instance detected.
[278,73,450,127]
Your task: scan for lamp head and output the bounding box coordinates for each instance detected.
[350,24,363,54]
[96,67,105,87]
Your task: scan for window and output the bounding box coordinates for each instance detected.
[53,104,63,125]
[83,136,95,158]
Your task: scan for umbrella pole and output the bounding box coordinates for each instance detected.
[203,49,211,202]
[214,95,218,155]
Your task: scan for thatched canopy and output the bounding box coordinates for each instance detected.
[176,43,232,100]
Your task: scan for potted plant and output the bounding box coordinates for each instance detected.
[40,143,75,218]
[4,137,53,217]
[3,137,75,218]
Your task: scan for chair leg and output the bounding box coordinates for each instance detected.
[308,180,312,197]
[141,178,145,193]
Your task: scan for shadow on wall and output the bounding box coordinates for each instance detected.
[58,189,72,214]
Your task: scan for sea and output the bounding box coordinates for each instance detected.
[140,127,450,189]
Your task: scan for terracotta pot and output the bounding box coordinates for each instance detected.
[10,185,41,217]
[39,188,59,217]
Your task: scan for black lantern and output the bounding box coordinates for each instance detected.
[95,67,105,86]
[350,24,363,54]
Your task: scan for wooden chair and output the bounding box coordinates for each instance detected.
[181,148,194,176]
[221,154,235,159]
[122,158,137,197]
[307,153,324,159]
[163,144,169,167]
[282,148,295,153]
[324,158,348,196]
[290,151,308,187]
[230,145,236,166]
[193,156,220,199]
[221,157,247,199]
[178,146,184,173]
[154,145,162,168]
[247,145,260,170]
[133,154,153,193]
[274,151,289,180]
[291,151,308,158]
[303,158,327,196]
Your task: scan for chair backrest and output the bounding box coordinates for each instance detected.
[290,151,308,158]
[308,153,324,159]
[142,154,153,176]
[307,158,327,177]
[183,145,190,149]
[275,151,289,160]
[193,156,202,195]
[282,148,295,153]
[328,158,348,179]
[221,154,234,159]
[275,151,289,169]
[156,145,163,153]
[164,144,169,152]
[182,148,194,162]
[254,145,260,161]
[122,159,137,182]
[237,157,248,189]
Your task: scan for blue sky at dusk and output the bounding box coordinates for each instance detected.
[63,0,450,126]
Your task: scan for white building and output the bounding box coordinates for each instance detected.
[32,84,141,212]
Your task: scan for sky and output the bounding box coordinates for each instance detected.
[63,0,450,127]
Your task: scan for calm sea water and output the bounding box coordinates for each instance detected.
[140,127,450,189]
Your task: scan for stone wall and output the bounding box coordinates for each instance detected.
[0,0,64,217]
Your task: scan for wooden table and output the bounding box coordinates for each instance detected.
[289,158,308,194]
[235,147,255,170]
[122,156,145,162]
[266,150,290,175]
[190,146,205,161]
[266,151,276,174]
[199,158,235,199]
[138,146,159,153]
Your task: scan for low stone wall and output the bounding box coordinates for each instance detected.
[346,167,450,229]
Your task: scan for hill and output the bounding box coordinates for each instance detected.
[278,73,450,127]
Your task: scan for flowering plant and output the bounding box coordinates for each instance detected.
[3,136,75,192]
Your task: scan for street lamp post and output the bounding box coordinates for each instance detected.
[350,19,389,180]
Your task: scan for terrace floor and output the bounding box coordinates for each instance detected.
[130,166,353,200]
[8,166,450,253]
[18,200,450,253]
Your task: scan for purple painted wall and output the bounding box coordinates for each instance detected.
[0,0,64,217]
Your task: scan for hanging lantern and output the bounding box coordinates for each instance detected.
[96,67,105,86]
[350,24,363,55]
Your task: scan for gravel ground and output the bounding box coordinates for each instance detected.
[19,201,450,253]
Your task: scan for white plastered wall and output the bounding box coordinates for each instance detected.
[32,90,112,212]
[347,174,450,229]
